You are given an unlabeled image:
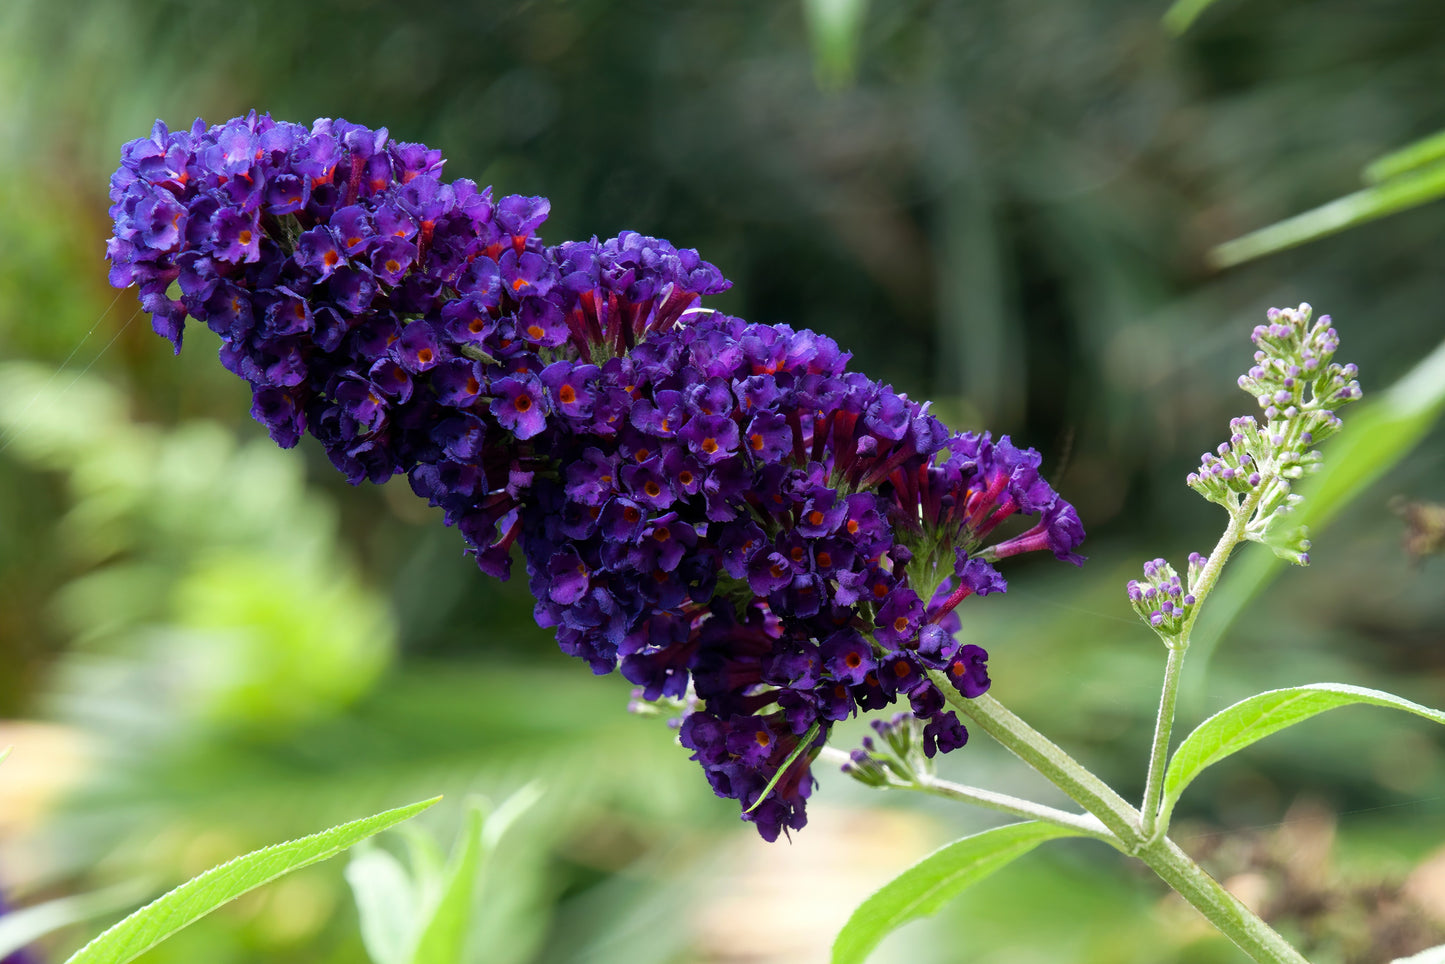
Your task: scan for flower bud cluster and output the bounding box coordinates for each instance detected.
[1126,556,1199,640]
[1188,304,1359,565]
[107,114,1085,841]
[1240,304,1359,446]
[840,711,964,788]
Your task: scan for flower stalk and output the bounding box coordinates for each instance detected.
[937,684,1311,963]
[932,681,1142,843]
[1139,478,1266,840]
[818,745,1115,842]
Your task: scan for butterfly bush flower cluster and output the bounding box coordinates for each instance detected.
[107,113,1085,840]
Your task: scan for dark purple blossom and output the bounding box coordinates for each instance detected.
[109,112,1085,842]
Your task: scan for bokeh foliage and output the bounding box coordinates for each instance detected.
[1,1,1443,962]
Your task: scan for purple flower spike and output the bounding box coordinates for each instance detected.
[109,112,1086,843]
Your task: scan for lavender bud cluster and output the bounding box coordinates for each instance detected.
[1187,304,1361,565]
[107,113,1086,840]
[1126,555,1199,640]
[840,712,946,788]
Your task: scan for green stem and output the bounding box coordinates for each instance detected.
[914,774,1119,844]
[1137,837,1311,964]
[933,683,1311,961]
[932,681,1142,843]
[1140,480,1270,839]
[1176,481,1266,643]
[816,746,1113,840]
[1139,641,1187,841]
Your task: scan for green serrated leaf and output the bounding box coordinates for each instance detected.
[831,822,1084,964]
[1162,0,1228,35]
[1161,685,1445,828]
[1365,129,1445,184]
[63,797,440,964]
[0,881,151,960]
[408,804,484,964]
[1209,160,1445,268]
[346,843,418,964]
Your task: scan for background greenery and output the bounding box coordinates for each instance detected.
[0,1,1442,962]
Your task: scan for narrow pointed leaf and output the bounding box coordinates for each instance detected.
[0,881,151,959]
[1161,685,1445,827]
[407,805,484,964]
[802,0,870,90]
[63,796,440,964]
[1209,160,1445,267]
[1365,129,1445,184]
[481,782,543,852]
[832,822,1084,964]
[745,722,819,814]
[1162,0,1228,35]
[346,844,418,964]
[398,824,447,895]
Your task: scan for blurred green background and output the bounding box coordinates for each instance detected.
[0,1,1443,962]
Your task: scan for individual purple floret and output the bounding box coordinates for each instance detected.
[108,113,1085,841]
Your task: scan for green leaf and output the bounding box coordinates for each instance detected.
[480,781,542,852]
[63,796,440,964]
[745,722,819,814]
[1162,0,1228,35]
[1185,335,1445,707]
[408,804,484,964]
[0,881,151,960]
[0,746,10,767]
[1161,685,1445,827]
[832,822,1084,964]
[1209,160,1445,267]
[397,824,447,893]
[346,844,417,964]
[802,0,870,90]
[1365,128,1445,184]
